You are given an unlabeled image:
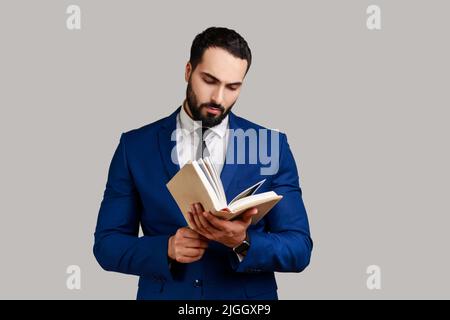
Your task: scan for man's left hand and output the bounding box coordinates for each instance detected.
[187,203,258,248]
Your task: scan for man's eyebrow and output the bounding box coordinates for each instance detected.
[201,72,242,86]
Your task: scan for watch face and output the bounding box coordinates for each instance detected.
[234,240,250,254]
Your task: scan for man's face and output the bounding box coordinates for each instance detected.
[185,47,248,127]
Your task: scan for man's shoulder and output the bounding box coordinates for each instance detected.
[121,111,175,143]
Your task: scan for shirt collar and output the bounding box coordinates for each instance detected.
[179,101,229,138]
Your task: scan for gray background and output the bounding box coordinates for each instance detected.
[0,0,449,299]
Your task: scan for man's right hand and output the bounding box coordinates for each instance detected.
[168,227,209,263]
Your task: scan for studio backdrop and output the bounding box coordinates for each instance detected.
[0,0,449,299]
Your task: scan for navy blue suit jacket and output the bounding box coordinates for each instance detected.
[94,107,312,300]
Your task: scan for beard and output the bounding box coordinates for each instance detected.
[186,80,235,128]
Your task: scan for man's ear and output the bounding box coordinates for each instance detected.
[185,62,192,82]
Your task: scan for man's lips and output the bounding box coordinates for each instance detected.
[205,106,222,115]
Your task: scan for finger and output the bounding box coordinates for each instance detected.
[177,255,203,263]
[180,247,205,257]
[186,211,194,229]
[185,239,209,249]
[194,203,206,217]
[197,233,209,241]
[192,208,215,238]
[176,251,204,263]
[193,204,208,226]
[194,203,219,231]
[182,226,206,239]
[191,207,203,230]
[241,208,258,226]
[191,209,203,231]
[195,202,205,212]
[202,210,231,231]
[182,226,210,242]
[190,210,214,240]
[196,209,221,233]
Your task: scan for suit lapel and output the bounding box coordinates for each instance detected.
[158,107,181,180]
[220,112,239,196]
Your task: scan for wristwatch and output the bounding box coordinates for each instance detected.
[233,233,250,255]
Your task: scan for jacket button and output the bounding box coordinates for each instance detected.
[193,279,203,287]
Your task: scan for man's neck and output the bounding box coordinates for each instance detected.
[183,100,194,120]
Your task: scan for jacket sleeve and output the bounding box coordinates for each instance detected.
[229,132,313,273]
[93,133,173,281]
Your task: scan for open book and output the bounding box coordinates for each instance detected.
[166,157,283,227]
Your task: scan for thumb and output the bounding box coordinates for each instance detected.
[241,208,258,225]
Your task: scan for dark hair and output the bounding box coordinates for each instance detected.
[189,27,252,74]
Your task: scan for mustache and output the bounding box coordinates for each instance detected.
[200,103,225,112]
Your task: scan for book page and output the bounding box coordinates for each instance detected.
[229,179,266,206]
[197,159,220,202]
[228,191,280,213]
[213,191,283,225]
[191,161,225,209]
[204,157,226,204]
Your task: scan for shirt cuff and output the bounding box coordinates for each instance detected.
[236,252,244,262]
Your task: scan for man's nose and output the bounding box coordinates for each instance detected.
[211,86,225,106]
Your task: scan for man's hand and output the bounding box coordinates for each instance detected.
[187,203,258,248]
[168,227,209,263]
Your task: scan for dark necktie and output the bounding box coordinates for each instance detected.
[195,127,211,160]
